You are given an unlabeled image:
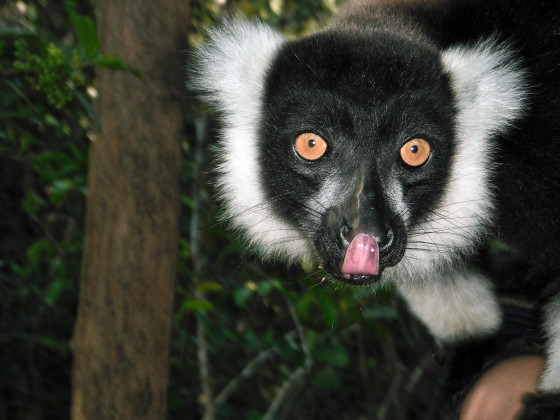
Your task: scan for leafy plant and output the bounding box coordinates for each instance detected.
[1,1,95,418]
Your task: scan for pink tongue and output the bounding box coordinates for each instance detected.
[341,234,379,277]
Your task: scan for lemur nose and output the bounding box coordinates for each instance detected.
[340,223,393,250]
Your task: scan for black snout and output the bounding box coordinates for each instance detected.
[340,222,405,269]
[314,169,407,285]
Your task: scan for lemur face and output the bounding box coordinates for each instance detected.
[191,20,526,286]
[258,31,457,284]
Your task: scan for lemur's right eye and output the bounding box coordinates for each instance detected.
[294,133,328,161]
[400,138,431,167]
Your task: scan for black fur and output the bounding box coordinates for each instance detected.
[520,393,560,420]
[260,27,458,281]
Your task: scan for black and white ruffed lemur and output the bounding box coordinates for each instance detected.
[190,0,560,417]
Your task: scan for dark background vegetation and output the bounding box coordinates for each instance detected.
[0,0,444,418]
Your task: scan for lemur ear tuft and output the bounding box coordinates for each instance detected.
[189,19,286,118]
[442,38,528,139]
[188,21,307,262]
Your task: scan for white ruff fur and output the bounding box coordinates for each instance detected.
[397,271,502,342]
[192,21,312,261]
[391,40,527,341]
[390,39,527,283]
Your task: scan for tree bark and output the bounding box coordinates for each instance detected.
[72,1,189,419]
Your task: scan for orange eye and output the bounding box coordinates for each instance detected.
[294,133,328,161]
[400,138,431,167]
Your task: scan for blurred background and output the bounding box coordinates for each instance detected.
[0,1,444,418]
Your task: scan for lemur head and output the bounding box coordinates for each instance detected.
[191,19,526,286]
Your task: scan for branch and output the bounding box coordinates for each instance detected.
[196,315,215,420]
[262,363,312,420]
[288,302,312,360]
[405,352,432,394]
[262,299,313,420]
[191,111,216,420]
[214,347,278,407]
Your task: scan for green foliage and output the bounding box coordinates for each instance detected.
[14,40,74,108]
[189,0,337,46]
[1,1,95,418]
[70,13,99,58]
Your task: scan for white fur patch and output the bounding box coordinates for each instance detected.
[392,38,528,282]
[442,38,528,138]
[397,271,502,343]
[386,176,409,224]
[539,298,560,391]
[191,21,311,261]
[307,175,346,218]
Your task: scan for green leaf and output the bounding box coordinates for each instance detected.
[95,54,126,70]
[95,55,142,77]
[233,286,252,307]
[10,262,31,280]
[41,337,70,354]
[19,131,36,152]
[319,295,337,328]
[182,195,193,209]
[71,14,99,58]
[246,410,264,420]
[362,306,399,320]
[180,239,191,259]
[67,142,87,164]
[49,179,75,203]
[244,329,260,349]
[257,280,273,297]
[27,239,54,265]
[45,276,68,306]
[294,293,314,322]
[313,340,349,368]
[195,281,224,293]
[22,193,45,218]
[311,366,341,390]
[181,299,214,313]
[263,329,276,346]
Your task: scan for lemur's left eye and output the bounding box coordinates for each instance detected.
[294,133,328,161]
[400,138,431,167]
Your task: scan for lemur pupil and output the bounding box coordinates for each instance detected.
[308,139,316,147]
[411,145,418,153]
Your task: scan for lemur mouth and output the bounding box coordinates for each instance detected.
[339,233,380,284]
[337,273,380,286]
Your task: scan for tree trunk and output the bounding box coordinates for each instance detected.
[72,1,189,419]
